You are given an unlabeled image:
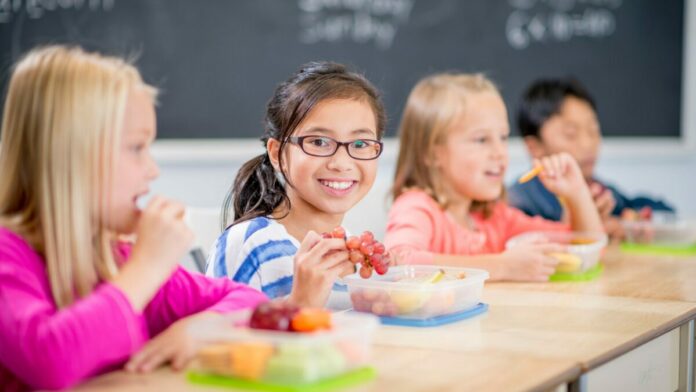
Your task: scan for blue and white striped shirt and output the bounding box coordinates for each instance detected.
[206,216,299,299]
[205,216,350,309]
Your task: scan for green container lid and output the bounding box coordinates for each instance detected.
[549,263,603,282]
[187,367,376,392]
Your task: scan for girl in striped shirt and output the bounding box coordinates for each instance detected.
[207,62,386,307]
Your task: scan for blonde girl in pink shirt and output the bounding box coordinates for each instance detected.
[0,46,273,391]
[385,73,604,282]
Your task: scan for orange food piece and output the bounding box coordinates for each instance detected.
[518,166,543,184]
[570,238,595,245]
[229,342,274,380]
[290,308,332,332]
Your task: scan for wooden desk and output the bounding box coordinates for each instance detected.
[496,247,696,302]
[73,249,696,392]
[73,348,580,392]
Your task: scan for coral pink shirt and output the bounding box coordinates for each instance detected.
[385,190,569,264]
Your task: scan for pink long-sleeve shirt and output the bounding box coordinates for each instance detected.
[385,190,569,265]
[0,227,267,391]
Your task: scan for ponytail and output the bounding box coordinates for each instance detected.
[221,152,289,230]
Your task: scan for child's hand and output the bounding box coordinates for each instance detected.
[112,196,195,311]
[535,153,587,200]
[590,182,616,218]
[603,216,625,243]
[131,196,194,278]
[125,312,223,373]
[497,242,565,282]
[288,231,354,308]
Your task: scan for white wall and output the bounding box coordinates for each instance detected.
[150,0,696,242]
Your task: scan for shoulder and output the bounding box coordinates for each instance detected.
[0,226,37,260]
[392,189,441,212]
[0,226,45,280]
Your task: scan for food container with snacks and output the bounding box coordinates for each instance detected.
[506,231,608,277]
[622,219,696,246]
[191,310,379,386]
[344,265,489,320]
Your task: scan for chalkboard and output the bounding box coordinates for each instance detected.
[0,0,685,139]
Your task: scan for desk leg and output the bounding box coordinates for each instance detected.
[679,319,694,392]
[568,374,587,392]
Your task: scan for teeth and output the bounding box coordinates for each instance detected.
[321,180,353,190]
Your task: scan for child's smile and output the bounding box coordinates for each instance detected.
[273,98,379,217]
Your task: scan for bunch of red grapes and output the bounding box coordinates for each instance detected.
[322,227,391,279]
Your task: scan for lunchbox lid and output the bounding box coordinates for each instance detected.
[343,265,489,290]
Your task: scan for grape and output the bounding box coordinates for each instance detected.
[349,250,364,264]
[359,242,374,256]
[374,262,388,275]
[346,236,361,250]
[331,226,346,239]
[360,231,374,243]
[323,228,390,279]
[249,302,300,332]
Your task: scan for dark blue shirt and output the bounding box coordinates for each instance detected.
[507,176,675,221]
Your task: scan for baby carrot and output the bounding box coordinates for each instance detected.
[518,165,543,184]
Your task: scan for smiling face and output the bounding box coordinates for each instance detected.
[101,88,159,234]
[526,96,601,180]
[268,98,379,219]
[432,91,510,204]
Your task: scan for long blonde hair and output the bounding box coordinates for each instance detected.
[0,46,157,308]
[391,73,502,218]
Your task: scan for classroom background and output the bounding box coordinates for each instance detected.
[0,0,694,240]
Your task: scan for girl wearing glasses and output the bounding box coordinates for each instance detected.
[206,62,385,307]
[385,73,603,282]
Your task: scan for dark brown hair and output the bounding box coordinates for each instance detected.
[222,61,386,229]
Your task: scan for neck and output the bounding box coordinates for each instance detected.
[439,185,474,227]
[272,191,344,242]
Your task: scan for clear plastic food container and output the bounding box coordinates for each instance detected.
[193,312,378,385]
[622,220,696,246]
[506,231,608,274]
[344,266,489,320]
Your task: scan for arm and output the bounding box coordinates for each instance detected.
[535,154,604,234]
[0,260,146,390]
[145,266,267,337]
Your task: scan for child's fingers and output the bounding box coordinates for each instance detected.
[126,335,171,372]
[329,260,357,278]
[531,242,566,254]
[160,199,186,220]
[541,255,560,268]
[550,154,563,176]
[305,238,347,260]
[319,250,350,270]
[297,230,322,254]
[171,351,192,372]
[538,266,557,277]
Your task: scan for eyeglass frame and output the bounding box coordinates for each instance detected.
[285,135,384,161]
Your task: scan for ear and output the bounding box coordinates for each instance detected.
[266,138,281,171]
[523,136,546,159]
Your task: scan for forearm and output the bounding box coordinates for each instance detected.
[1,284,145,389]
[111,259,173,312]
[564,187,604,233]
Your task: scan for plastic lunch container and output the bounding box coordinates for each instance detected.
[622,219,696,246]
[506,231,608,274]
[344,265,489,320]
[193,312,379,385]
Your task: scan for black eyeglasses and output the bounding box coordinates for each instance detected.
[286,135,383,160]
